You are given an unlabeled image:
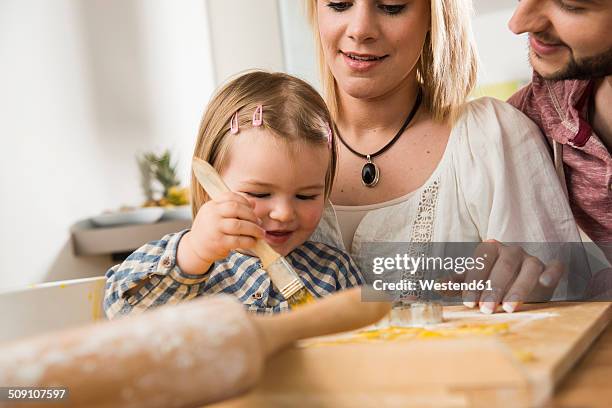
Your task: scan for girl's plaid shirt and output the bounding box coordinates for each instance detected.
[103,230,363,318]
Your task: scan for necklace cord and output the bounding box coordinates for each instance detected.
[334,88,423,159]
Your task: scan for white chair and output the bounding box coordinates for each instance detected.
[0,276,107,343]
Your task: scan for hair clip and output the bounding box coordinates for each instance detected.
[326,123,333,149]
[252,105,263,127]
[230,111,240,134]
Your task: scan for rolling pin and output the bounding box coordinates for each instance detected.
[0,287,389,408]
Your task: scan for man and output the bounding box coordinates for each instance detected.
[507,0,611,295]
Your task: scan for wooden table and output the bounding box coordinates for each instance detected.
[213,303,610,408]
[551,321,612,408]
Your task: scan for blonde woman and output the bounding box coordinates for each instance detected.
[306,0,582,313]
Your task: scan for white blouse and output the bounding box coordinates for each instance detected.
[311,98,581,273]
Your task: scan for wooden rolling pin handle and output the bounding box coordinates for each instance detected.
[253,287,391,357]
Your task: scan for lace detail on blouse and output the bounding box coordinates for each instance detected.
[410,179,440,243]
[400,178,441,301]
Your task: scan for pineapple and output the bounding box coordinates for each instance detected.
[138,150,188,207]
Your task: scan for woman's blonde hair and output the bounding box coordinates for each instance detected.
[305,0,478,123]
[191,71,336,217]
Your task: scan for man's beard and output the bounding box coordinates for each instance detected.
[533,46,612,81]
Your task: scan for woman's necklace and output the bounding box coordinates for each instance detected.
[334,89,422,187]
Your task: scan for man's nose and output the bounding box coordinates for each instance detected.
[509,0,550,35]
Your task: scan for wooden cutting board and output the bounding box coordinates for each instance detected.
[210,302,610,408]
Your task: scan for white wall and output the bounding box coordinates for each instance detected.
[0,0,214,289]
[278,0,320,91]
[473,0,516,15]
[472,7,532,86]
[206,0,285,84]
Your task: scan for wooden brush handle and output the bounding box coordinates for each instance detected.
[192,157,231,201]
[192,158,281,266]
[252,240,281,268]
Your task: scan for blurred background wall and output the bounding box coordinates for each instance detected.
[0,0,214,288]
[0,0,530,289]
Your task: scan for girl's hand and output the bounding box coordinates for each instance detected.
[177,192,264,275]
[461,240,565,314]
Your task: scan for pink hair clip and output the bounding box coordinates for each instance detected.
[326,123,333,149]
[252,105,263,127]
[230,111,240,134]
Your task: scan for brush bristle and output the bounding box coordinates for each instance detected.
[288,288,315,309]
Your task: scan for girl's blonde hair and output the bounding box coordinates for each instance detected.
[191,71,336,217]
[305,0,478,123]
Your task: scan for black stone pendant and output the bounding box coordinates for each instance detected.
[361,156,379,187]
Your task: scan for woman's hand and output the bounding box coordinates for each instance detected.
[177,192,264,275]
[461,240,565,314]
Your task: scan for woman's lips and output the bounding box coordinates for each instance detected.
[264,231,293,245]
[529,36,566,57]
[341,51,387,73]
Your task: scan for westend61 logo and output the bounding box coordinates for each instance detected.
[372,253,486,275]
[370,253,491,293]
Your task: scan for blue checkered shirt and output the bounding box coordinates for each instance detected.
[104,230,363,318]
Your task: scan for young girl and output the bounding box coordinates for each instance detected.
[104,71,363,318]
